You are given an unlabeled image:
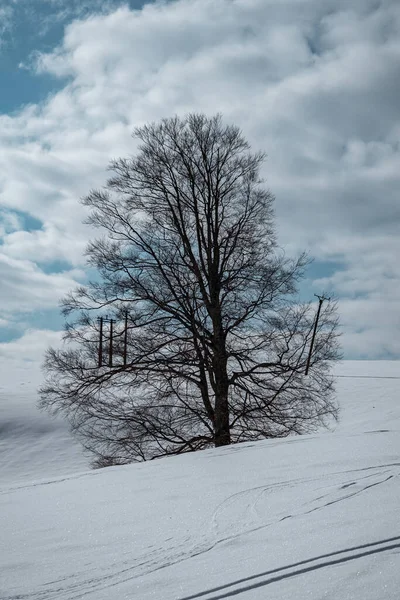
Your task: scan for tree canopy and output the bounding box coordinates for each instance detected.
[40,114,340,466]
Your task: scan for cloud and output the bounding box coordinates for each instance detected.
[0,5,13,37]
[0,209,21,236]
[0,0,399,360]
[1,222,87,265]
[0,328,64,391]
[337,297,400,359]
[0,253,85,315]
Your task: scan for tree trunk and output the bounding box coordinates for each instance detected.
[214,390,231,446]
[213,348,231,447]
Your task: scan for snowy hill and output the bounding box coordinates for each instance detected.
[0,390,89,485]
[1,361,400,599]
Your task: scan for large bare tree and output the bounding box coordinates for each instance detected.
[40,114,340,466]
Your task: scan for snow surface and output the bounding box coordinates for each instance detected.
[1,361,400,599]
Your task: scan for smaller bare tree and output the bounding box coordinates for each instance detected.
[40,113,340,466]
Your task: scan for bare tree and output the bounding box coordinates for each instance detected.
[40,114,340,466]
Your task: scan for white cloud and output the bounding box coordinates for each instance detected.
[0,0,399,359]
[0,329,64,391]
[0,5,13,40]
[0,209,21,236]
[338,297,400,359]
[0,253,85,315]
[1,223,87,265]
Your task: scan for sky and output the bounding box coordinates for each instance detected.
[0,0,399,384]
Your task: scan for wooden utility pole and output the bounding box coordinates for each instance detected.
[109,318,114,368]
[97,316,104,367]
[305,294,330,376]
[123,311,128,367]
[98,315,116,368]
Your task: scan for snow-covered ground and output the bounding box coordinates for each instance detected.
[1,361,399,599]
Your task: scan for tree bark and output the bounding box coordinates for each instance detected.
[212,328,231,447]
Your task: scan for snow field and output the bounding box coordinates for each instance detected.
[1,361,399,599]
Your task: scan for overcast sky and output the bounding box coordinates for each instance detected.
[0,0,399,387]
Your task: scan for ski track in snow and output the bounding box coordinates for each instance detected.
[4,462,398,600]
[2,363,400,600]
